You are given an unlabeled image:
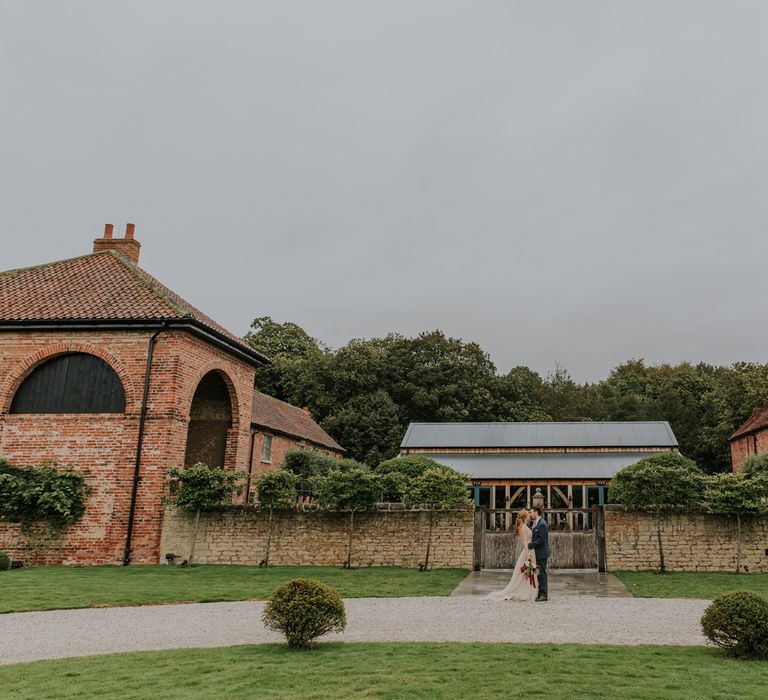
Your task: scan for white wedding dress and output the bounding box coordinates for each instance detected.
[488,525,539,602]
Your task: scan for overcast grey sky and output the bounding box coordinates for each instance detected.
[2,1,767,381]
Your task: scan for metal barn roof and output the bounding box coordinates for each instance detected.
[417,452,656,480]
[400,421,678,449]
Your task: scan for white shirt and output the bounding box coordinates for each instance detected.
[532,516,541,529]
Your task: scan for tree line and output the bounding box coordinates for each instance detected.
[244,317,768,473]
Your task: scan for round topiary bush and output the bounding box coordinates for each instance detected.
[375,456,443,479]
[0,550,9,572]
[701,590,768,659]
[262,578,346,649]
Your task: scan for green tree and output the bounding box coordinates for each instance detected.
[316,468,380,568]
[648,364,718,470]
[691,363,768,472]
[376,456,445,479]
[704,473,768,573]
[167,464,239,565]
[284,337,391,421]
[321,391,404,466]
[609,453,705,573]
[274,330,507,462]
[244,316,325,358]
[241,316,768,475]
[492,366,550,421]
[539,365,602,422]
[403,466,471,571]
[243,316,327,398]
[592,360,768,473]
[375,456,452,502]
[255,470,298,566]
[386,331,498,423]
[281,449,339,500]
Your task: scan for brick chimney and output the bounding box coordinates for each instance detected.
[93,223,141,264]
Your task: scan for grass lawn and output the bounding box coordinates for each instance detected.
[615,571,768,599]
[2,643,767,699]
[0,565,468,614]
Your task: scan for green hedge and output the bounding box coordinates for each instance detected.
[608,453,705,509]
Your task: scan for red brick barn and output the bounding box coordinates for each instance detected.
[0,224,336,566]
[729,406,768,472]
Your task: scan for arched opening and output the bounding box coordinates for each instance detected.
[183,371,233,469]
[10,352,125,414]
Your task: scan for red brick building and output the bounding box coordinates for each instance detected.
[250,392,344,489]
[730,406,768,472]
[0,224,340,565]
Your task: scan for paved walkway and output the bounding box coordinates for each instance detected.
[452,569,632,597]
[1,593,709,666]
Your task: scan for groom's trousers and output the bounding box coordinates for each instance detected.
[538,558,548,598]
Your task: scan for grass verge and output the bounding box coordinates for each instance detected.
[615,571,768,599]
[0,565,468,613]
[2,643,767,699]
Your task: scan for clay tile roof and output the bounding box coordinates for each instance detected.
[251,392,344,453]
[0,251,268,365]
[730,405,768,441]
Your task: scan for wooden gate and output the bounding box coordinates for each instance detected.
[475,507,606,570]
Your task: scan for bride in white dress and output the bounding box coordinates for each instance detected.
[488,510,539,602]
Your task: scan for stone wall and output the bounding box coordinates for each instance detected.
[605,505,768,572]
[160,505,474,569]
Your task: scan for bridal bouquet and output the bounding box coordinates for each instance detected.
[520,558,540,587]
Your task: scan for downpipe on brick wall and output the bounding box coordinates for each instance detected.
[123,326,165,566]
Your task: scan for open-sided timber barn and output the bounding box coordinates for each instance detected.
[400,421,679,514]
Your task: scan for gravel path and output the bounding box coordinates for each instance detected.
[0,596,709,666]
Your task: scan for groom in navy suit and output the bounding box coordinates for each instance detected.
[528,505,550,602]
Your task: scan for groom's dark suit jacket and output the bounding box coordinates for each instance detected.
[528,517,550,560]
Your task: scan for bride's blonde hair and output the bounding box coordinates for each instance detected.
[515,509,528,537]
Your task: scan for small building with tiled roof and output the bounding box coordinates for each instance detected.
[249,392,344,485]
[0,224,342,566]
[729,406,768,472]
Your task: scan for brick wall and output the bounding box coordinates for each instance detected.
[604,505,768,572]
[159,505,474,569]
[0,329,257,565]
[731,429,768,471]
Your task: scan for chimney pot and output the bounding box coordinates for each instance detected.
[92,222,141,264]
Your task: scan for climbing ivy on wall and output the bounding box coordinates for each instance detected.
[0,458,90,531]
